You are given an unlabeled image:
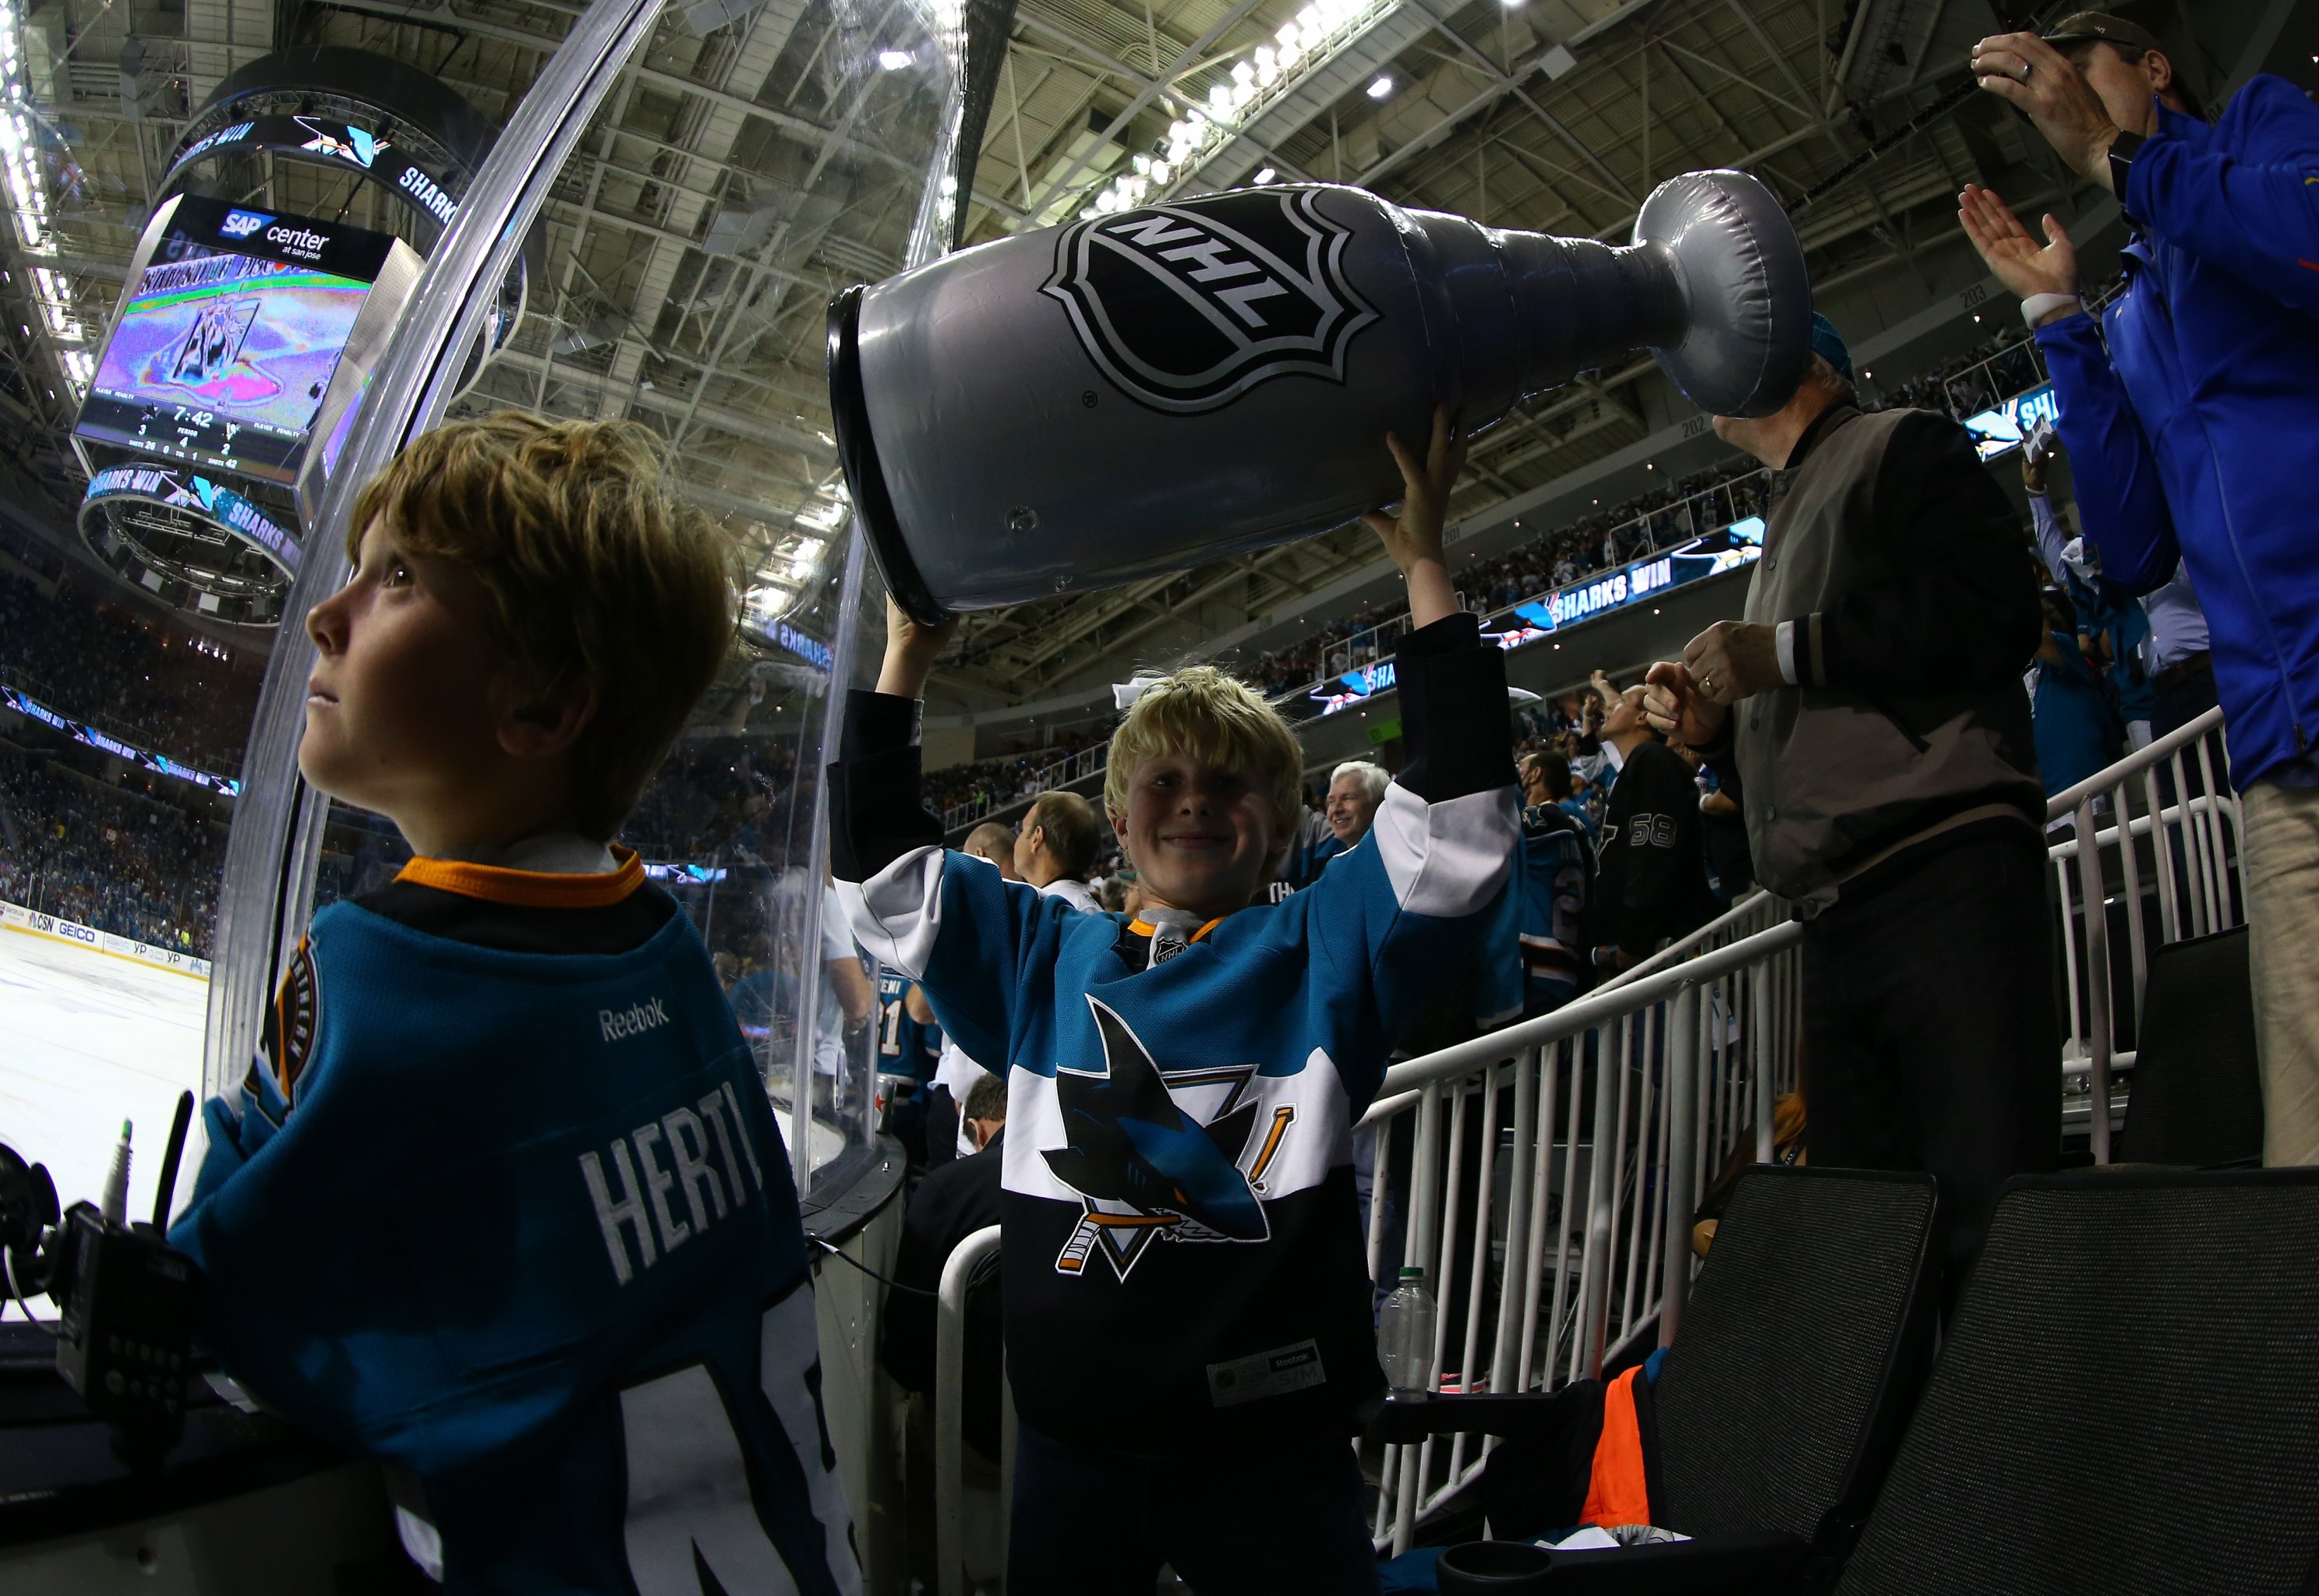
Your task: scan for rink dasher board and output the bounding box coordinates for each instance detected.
[0,901,212,981]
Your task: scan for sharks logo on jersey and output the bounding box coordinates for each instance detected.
[1044,997,1301,1281]
[1041,186,1377,415]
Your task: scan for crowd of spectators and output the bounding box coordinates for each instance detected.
[923,726,1110,828]
[1246,330,2053,700]
[0,743,226,954]
[0,566,260,778]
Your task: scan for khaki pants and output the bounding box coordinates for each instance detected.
[2242,780,2319,1166]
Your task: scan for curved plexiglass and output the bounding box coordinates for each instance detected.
[0,0,966,1224]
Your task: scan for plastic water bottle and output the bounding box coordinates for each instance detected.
[1377,1266,1438,1396]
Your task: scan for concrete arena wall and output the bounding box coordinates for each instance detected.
[0,900,213,980]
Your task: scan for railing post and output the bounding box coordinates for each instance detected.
[1660,983,1702,1347]
[2074,796,2115,1164]
[1752,959,1775,1166]
[936,1224,1003,1596]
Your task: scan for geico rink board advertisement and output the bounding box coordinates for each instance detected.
[1,900,211,978]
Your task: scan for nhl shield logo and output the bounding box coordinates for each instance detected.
[1042,187,1378,415]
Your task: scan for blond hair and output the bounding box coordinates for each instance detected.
[1103,666,1303,843]
[349,412,736,840]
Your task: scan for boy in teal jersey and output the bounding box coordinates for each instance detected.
[833,409,1519,1595]
[169,415,858,1594]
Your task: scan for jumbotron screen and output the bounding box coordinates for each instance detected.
[76,196,398,483]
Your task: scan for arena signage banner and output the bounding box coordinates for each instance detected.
[1962,382,2059,462]
[0,685,242,796]
[2,900,212,976]
[1308,535,1761,715]
[160,114,463,231]
[83,464,301,575]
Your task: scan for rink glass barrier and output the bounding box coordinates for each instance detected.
[190,0,970,1199]
[922,708,2239,1562]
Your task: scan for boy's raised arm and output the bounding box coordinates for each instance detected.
[829,602,1045,1068]
[1317,411,1521,1072]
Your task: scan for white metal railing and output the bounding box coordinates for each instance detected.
[2045,706,2238,1156]
[1357,919,1804,1554]
[935,1223,1011,1596]
[914,704,2238,1566]
[1357,704,2238,1552]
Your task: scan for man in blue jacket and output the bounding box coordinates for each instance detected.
[1958,12,2319,1166]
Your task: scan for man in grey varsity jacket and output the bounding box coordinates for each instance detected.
[1644,315,2056,1303]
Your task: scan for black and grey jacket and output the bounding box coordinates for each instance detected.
[1709,404,2045,907]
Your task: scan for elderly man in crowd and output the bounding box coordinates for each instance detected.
[1274,759,1391,899]
[1646,314,2052,1299]
[1959,12,2319,1164]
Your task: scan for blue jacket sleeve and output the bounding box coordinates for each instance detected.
[2128,77,2319,318]
[2035,312,2182,595]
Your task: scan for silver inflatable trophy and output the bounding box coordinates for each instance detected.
[829,170,1810,623]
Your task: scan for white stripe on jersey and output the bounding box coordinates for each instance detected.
[835,844,951,980]
[1002,1045,1352,1208]
[1370,783,1520,920]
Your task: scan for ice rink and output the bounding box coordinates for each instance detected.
[0,920,208,1248]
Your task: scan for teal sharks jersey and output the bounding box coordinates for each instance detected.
[874,965,942,1079]
[171,853,860,1594]
[832,613,1518,1452]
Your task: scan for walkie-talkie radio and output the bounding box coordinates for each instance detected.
[1,1089,203,1469]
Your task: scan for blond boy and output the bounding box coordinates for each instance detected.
[833,409,1517,1595]
[170,415,858,1594]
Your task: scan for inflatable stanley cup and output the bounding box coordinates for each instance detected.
[829,170,1809,622]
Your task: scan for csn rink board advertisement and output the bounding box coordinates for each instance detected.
[76,196,398,483]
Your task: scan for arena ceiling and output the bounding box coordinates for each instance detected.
[2,0,2094,704]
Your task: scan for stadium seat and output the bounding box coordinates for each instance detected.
[1377,1165,1939,1592]
[1831,1167,2319,1594]
[2119,926,2262,1167]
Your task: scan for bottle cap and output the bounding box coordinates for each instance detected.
[1398,1266,1424,1280]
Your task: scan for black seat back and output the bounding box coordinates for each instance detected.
[1650,1165,1939,1544]
[1836,1168,2319,1596]
[2121,926,2261,1166]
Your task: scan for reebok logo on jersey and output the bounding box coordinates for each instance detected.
[600,996,670,1042]
[578,1080,767,1285]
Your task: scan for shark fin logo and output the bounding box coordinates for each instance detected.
[1042,186,1377,415]
[294,116,387,170]
[1045,995,1296,1281]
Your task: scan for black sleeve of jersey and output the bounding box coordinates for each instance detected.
[1608,745,1706,958]
[1393,610,1515,803]
[829,689,943,883]
[1803,410,2043,694]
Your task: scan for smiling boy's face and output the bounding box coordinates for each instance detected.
[1111,751,1282,922]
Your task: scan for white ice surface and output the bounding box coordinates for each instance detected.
[0,921,208,1299]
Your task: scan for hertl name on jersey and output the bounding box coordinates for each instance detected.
[578,1081,768,1284]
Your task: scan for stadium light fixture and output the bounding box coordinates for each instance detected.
[1253,167,1276,184]
[1367,74,1395,98]
[877,48,914,70]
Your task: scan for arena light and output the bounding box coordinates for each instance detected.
[1253,166,1277,184]
[1367,74,1395,98]
[877,48,914,70]
[1083,0,1399,219]
[0,0,54,252]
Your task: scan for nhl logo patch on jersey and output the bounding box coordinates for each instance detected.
[1041,187,1378,415]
